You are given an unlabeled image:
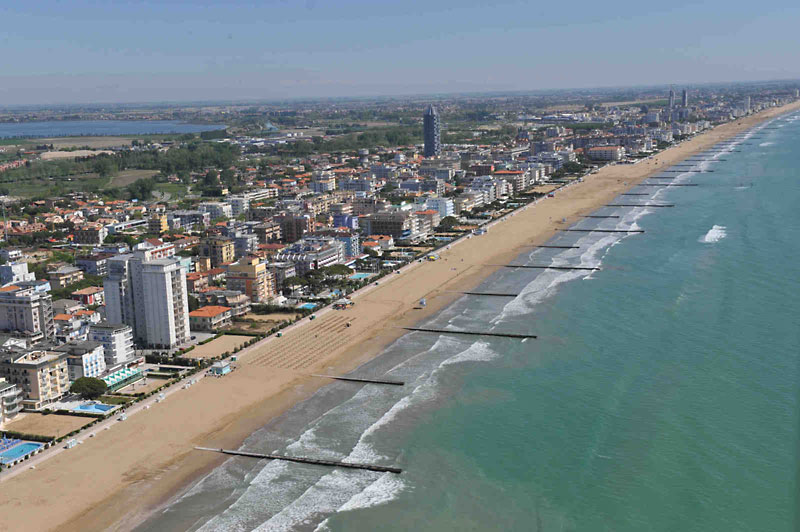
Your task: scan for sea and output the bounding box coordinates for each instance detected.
[0,120,225,139]
[136,112,800,531]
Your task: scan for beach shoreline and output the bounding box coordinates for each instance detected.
[1,101,797,532]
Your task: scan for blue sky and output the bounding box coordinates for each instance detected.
[1,0,798,105]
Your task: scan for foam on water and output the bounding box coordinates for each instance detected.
[699,225,727,243]
[759,142,774,147]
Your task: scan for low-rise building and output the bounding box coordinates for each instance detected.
[71,286,105,306]
[197,290,251,317]
[48,266,84,289]
[189,305,233,331]
[587,145,626,161]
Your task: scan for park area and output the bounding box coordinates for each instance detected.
[3,413,94,438]
[184,335,253,359]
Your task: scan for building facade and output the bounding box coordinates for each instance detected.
[423,104,442,157]
[0,349,70,409]
[88,322,135,367]
[104,252,190,349]
[226,256,275,303]
[0,286,55,343]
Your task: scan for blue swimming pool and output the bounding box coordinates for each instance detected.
[0,442,43,464]
[349,273,371,280]
[74,403,114,414]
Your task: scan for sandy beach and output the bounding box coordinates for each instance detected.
[1,101,798,532]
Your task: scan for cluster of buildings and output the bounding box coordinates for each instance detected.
[1,88,798,423]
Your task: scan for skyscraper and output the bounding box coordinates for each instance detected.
[668,88,676,109]
[681,88,689,107]
[104,250,190,349]
[423,104,441,157]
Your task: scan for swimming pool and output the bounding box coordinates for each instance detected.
[0,442,43,464]
[349,273,371,280]
[74,403,114,414]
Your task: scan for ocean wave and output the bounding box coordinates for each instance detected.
[248,339,498,530]
[759,142,774,147]
[699,225,727,243]
[336,472,406,513]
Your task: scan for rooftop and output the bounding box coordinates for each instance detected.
[189,305,231,318]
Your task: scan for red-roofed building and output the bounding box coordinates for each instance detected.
[189,305,232,331]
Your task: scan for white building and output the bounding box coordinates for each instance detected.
[104,252,190,349]
[417,197,455,219]
[89,322,135,366]
[0,261,36,287]
[199,202,233,220]
[0,285,55,343]
[55,341,107,381]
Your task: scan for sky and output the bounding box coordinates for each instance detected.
[1,0,799,105]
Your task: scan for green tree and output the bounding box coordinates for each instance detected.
[70,377,108,400]
[437,216,459,231]
[220,168,236,187]
[203,169,219,187]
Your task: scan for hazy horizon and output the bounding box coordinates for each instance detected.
[2,0,798,106]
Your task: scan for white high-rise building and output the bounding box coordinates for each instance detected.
[104,251,190,349]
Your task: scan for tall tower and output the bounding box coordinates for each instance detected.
[668,87,676,109]
[423,104,441,158]
[105,251,190,349]
[745,96,751,113]
[681,88,689,107]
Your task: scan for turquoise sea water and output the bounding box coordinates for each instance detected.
[137,113,800,531]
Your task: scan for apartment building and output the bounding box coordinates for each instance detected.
[48,266,84,289]
[0,285,55,343]
[73,223,108,245]
[54,341,107,381]
[88,322,135,367]
[0,377,22,425]
[148,213,168,234]
[0,348,70,409]
[0,261,36,287]
[104,252,190,349]
[200,236,235,267]
[226,256,275,303]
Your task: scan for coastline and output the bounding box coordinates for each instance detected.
[1,101,798,532]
